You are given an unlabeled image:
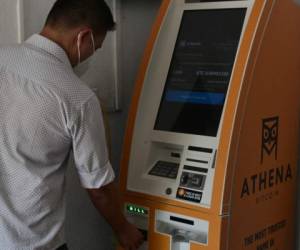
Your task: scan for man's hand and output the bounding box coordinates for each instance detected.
[116,221,145,250]
[86,182,144,250]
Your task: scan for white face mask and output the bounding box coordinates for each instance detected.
[73,58,91,77]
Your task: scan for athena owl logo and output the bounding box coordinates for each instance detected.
[261,117,279,163]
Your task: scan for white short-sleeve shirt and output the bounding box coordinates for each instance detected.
[0,34,115,250]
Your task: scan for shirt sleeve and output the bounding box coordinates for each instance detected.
[71,94,115,189]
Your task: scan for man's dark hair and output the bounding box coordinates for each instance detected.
[45,0,116,33]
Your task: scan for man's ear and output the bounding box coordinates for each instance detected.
[77,28,93,46]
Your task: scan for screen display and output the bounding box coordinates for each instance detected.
[154,9,247,136]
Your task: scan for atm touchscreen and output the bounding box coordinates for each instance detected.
[154,8,247,136]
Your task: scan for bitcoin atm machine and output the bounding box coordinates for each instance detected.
[118,0,300,249]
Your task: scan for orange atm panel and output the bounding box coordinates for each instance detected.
[119,0,300,249]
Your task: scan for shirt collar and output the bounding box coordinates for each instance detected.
[24,34,72,68]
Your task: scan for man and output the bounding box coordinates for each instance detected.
[0,0,144,249]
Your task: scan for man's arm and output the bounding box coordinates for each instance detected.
[86,182,144,250]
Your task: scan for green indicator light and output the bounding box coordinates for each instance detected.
[127,205,135,213]
[126,204,148,215]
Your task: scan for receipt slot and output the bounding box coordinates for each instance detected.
[118,0,300,249]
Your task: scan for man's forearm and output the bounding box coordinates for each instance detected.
[86,182,144,249]
[86,182,127,233]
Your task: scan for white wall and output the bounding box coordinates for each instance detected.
[0,0,23,44]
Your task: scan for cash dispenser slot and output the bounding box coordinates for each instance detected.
[156,210,209,250]
[170,216,194,226]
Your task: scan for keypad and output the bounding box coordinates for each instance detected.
[148,161,180,179]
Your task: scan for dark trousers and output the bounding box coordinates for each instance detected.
[56,244,68,250]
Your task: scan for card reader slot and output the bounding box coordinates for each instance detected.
[183,165,208,173]
[170,216,194,226]
[171,152,181,158]
[186,158,208,164]
[188,146,213,154]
